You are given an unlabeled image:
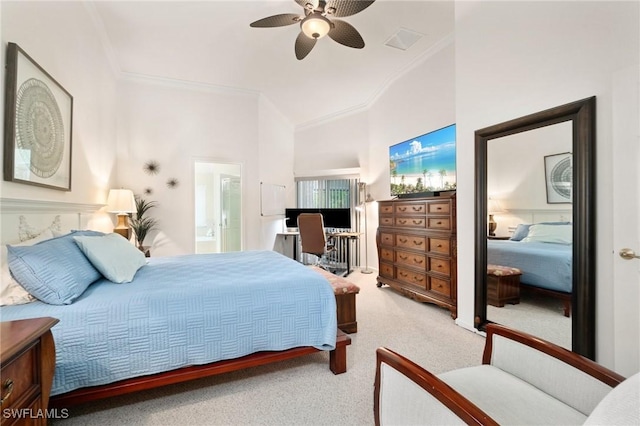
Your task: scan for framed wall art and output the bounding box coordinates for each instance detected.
[544,152,572,204]
[4,42,73,191]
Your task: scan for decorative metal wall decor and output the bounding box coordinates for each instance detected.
[3,43,73,191]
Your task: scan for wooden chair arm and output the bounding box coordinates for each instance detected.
[374,347,499,426]
[483,324,625,387]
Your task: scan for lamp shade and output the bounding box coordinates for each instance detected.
[301,13,331,39]
[487,198,504,214]
[107,189,136,214]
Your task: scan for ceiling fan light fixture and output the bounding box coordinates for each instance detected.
[301,13,331,39]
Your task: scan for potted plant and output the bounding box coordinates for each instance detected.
[131,196,158,254]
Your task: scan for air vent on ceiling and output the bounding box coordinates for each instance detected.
[384,28,423,51]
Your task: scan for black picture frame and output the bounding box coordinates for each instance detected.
[544,152,573,204]
[4,42,73,191]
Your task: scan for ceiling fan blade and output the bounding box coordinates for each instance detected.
[295,32,317,60]
[328,19,365,49]
[295,0,320,11]
[250,13,302,28]
[324,0,375,17]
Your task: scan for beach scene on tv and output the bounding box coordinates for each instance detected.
[389,124,457,196]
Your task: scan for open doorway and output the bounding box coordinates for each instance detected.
[194,161,242,253]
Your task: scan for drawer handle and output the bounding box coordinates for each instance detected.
[399,219,407,224]
[436,221,442,225]
[399,238,407,243]
[436,244,443,248]
[399,255,408,260]
[412,206,421,211]
[1,379,14,406]
[413,259,424,264]
[399,207,407,211]
[436,206,442,210]
[414,240,423,246]
[400,271,408,278]
[412,220,422,225]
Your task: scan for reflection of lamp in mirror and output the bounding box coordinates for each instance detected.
[107,189,136,239]
[487,198,504,237]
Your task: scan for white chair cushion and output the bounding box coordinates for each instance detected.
[439,365,587,425]
[584,372,640,425]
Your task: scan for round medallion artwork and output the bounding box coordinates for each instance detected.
[15,78,65,178]
[550,156,572,199]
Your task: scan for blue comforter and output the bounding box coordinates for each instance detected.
[487,240,572,293]
[0,250,337,396]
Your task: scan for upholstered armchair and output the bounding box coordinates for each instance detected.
[375,324,639,425]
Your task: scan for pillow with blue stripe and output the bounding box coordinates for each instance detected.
[7,230,104,305]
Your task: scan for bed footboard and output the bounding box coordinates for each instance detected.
[49,330,351,408]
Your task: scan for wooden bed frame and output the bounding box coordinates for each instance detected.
[520,283,572,317]
[49,330,350,408]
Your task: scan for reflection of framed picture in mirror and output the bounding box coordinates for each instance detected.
[3,42,73,191]
[544,152,572,203]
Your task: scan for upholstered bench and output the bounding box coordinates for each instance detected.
[310,266,360,334]
[487,264,522,307]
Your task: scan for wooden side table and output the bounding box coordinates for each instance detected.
[1,317,58,425]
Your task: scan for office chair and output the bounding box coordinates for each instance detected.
[297,213,336,271]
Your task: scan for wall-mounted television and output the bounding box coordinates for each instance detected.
[389,124,456,198]
[285,208,351,229]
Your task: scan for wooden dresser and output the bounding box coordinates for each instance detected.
[376,193,457,317]
[1,317,58,426]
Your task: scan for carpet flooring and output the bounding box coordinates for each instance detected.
[52,270,487,425]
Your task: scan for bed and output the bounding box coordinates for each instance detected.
[0,204,349,407]
[487,223,573,316]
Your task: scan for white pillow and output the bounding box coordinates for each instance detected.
[521,224,572,245]
[73,233,146,283]
[1,228,56,306]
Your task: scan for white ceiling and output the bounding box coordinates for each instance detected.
[91,1,454,128]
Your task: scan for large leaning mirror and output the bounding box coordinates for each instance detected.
[474,97,596,359]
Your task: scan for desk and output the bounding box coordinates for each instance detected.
[328,232,361,277]
[277,231,300,261]
[276,231,361,277]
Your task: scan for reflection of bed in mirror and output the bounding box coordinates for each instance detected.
[487,239,572,316]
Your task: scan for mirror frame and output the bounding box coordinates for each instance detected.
[474,97,596,359]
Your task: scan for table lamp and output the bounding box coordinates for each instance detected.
[487,198,504,237]
[107,189,136,239]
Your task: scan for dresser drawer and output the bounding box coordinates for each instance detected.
[397,267,427,290]
[395,217,426,228]
[380,248,394,262]
[429,257,451,276]
[427,202,451,215]
[396,250,426,269]
[379,203,394,215]
[395,203,426,215]
[379,233,394,246]
[427,217,450,230]
[379,216,394,227]
[429,238,450,255]
[430,277,451,297]
[1,342,39,410]
[379,263,394,279]
[396,234,427,251]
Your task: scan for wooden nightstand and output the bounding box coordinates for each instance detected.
[1,317,58,425]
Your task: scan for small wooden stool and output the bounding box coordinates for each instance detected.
[487,264,522,307]
[310,266,360,333]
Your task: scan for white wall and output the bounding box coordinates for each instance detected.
[455,0,639,371]
[0,2,118,208]
[116,77,294,256]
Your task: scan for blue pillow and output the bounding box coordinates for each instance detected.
[510,224,531,241]
[73,233,146,283]
[7,231,104,305]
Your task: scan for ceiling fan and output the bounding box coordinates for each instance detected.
[250,0,376,60]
